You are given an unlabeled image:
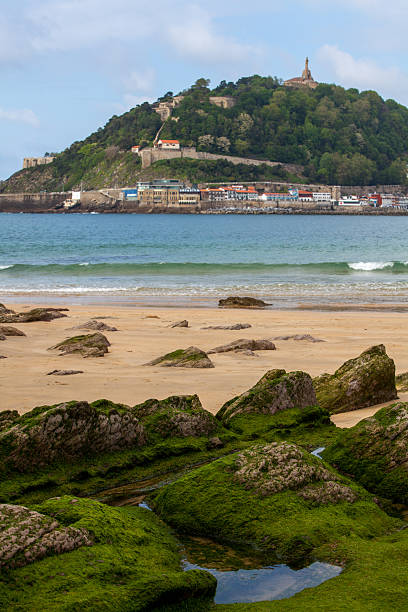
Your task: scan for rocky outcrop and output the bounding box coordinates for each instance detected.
[0,326,26,337]
[324,401,408,504]
[73,320,117,332]
[396,372,408,392]
[202,323,251,330]
[0,496,216,611]
[0,395,224,474]
[0,400,146,472]
[145,346,214,368]
[274,334,324,342]
[217,369,317,423]
[154,441,393,565]
[0,307,68,323]
[49,332,110,357]
[218,296,269,309]
[134,394,219,439]
[313,345,397,414]
[0,503,92,569]
[170,320,189,328]
[208,338,276,354]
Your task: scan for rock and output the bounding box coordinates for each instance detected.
[0,503,92,569]
[0,410,19,432]
[0,496,216,611]
[145,346,214,368]
[0,307,68,323]
[0,326,26,337]
[233,348,258,356]
[154,442,395,565]
[134,394,219,439]
[47,370,84,376]
[274,334,324,342]
[396,372,408,392]
[0,334,5,341]
[0,400,146,472]
[218,296,269,309]
[49,332,110,358]
[0,396,225,475]
[208,339,276,354]
[170,320,189,328]
[324,402,408,505]
[74,320,117,332]
[202,323,252,330]
[207,436,224,449]
[0,303,14,314]
[313,345,397,414]
[0,355,6,359]
[217,369,317,423]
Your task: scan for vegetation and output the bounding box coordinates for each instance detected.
[3,75,408,192]
[153,443,400,565]
[323,401,408,505]
[0,496,216,611]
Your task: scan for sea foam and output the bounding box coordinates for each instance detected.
[348,262,394,271]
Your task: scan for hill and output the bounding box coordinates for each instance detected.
[2,75,408,192]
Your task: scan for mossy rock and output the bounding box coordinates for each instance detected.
[49,332,110,357]
[0,496,216,611]
[145,346,214,368]
[313,345,397,414]
[396,372,408,392]
[0,307,68,324]
[217,370,317,425]
[0,396,236,504]
[153,442,399,566]
[218,296,269,309]
[323,401,408,505]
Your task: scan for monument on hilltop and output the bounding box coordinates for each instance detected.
[284,57,318,89]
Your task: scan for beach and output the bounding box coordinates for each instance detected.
[1,301,407,422]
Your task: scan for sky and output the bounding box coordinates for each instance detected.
[1,0,408,180]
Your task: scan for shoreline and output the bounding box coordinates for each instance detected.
[1,301,408,419]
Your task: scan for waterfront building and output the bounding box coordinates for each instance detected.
[313,192,331,202]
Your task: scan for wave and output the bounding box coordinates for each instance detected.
[1,261,408,276]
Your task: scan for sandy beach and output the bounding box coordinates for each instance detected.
[0,301,407,424]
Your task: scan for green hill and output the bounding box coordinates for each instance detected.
[2,75,408,192]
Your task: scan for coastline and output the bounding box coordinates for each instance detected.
[1,300,407,420]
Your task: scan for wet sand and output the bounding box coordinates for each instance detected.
[1,302,407,421]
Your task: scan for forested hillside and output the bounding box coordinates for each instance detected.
[2,75,408,192]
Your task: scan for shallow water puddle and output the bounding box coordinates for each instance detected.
[180,535,341,604]
[311,446,325,459]
[183,558,341,604]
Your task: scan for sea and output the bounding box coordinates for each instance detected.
[1,212,408,308]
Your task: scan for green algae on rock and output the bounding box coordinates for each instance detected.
[0,306,68,324]
[153,442,398,565]
[49,332,111,357]
[0,395,235,504]
[323,401,408,505]
[145,346,214,368]
[313,344,397,415]
[0,496,216,611]
[217,370,317,425]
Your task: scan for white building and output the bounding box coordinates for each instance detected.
[313,192,331,202]
[338,196,361,206]
[156,140,180,150]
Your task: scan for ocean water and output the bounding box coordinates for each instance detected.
[1,212,408,305]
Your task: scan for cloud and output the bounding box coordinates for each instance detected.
[0,107,39,127]
[317,45,408,103]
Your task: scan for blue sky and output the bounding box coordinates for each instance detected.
[1,0,408,180]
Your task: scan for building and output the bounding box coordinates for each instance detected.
[313,192,332,202]
[122,188,139,201]
[179,188,201,206]
[338,196,362,206]
[155,139,180,150]
[209,96,236,109]
[298,190,314,201]
[284,58,319,90]
[131,146,141,153]
[261,192,297,202]
[23,156,55,169]
[153,96,184,121]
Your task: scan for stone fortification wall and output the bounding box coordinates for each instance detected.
[139,147,303,175]
[0,192,66,213]
[340,185,408,196]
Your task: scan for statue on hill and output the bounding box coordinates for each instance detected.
[284,57,318,89]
